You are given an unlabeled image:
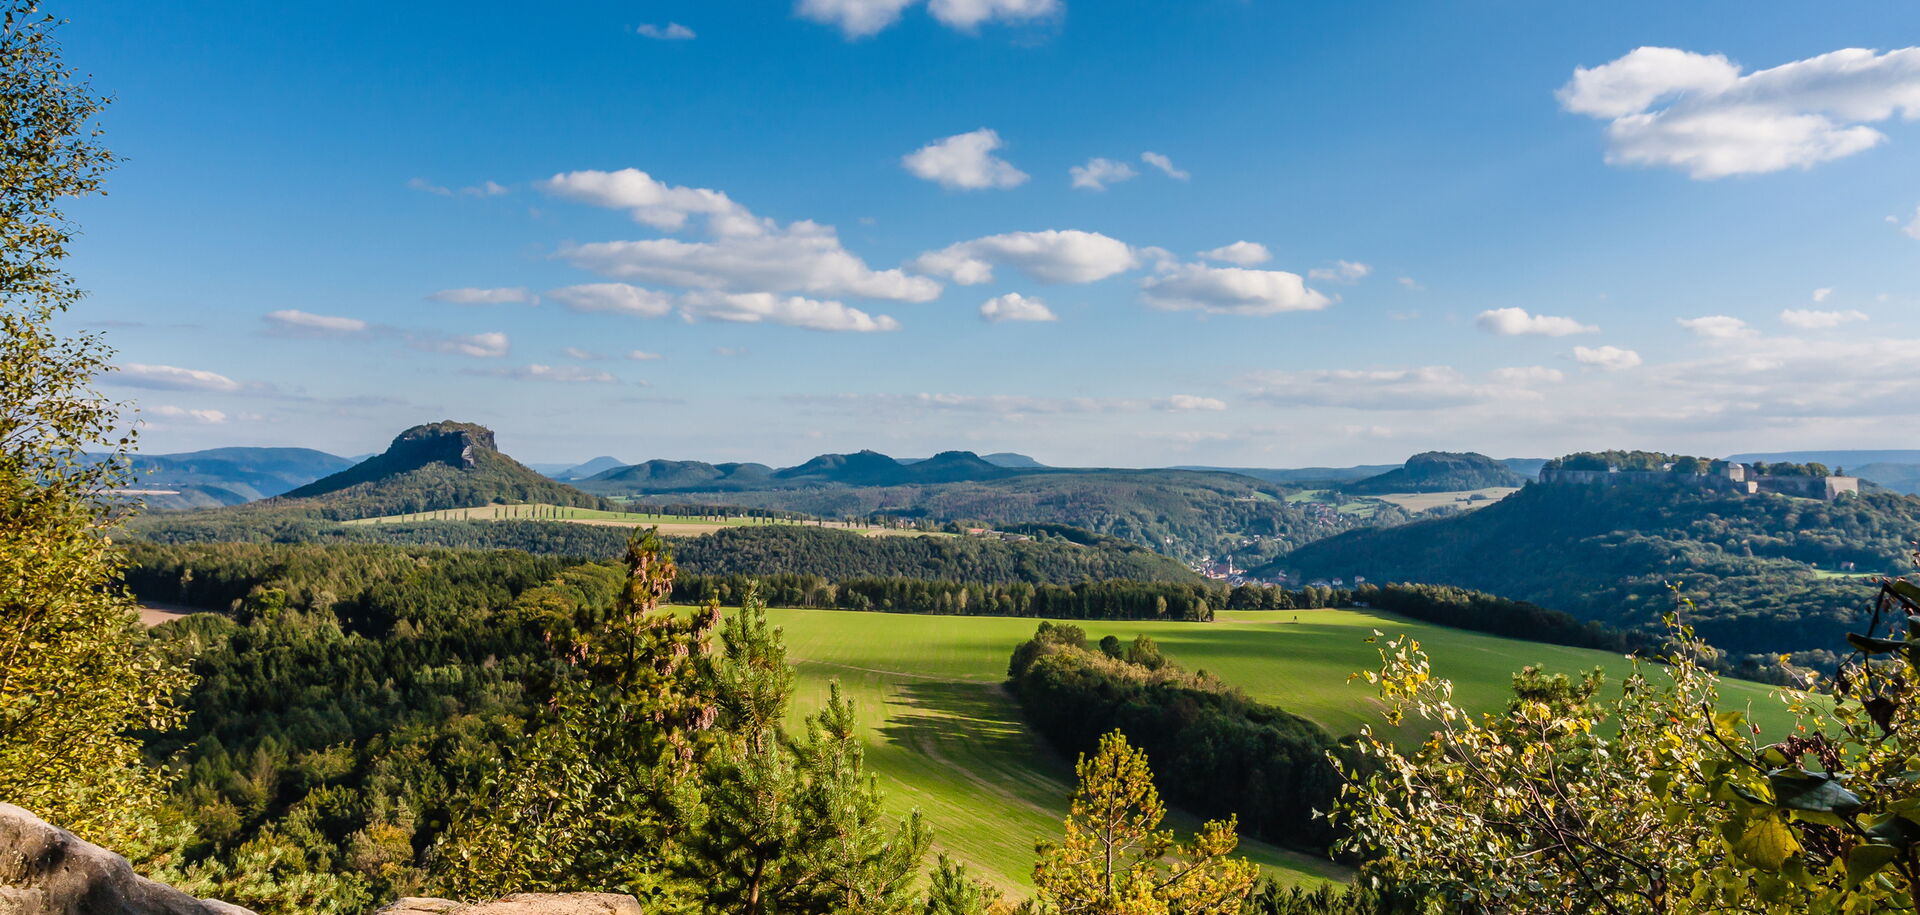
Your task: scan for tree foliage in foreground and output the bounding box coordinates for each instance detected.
[1337,565,1920,913]
[433,532,930,913]
[1034,730,1257,915]
[0,0,193,856]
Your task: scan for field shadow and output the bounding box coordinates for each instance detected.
[878,679,1074,802]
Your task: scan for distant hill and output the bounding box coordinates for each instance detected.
[1171,464,1398,485]
[1850,463,1920,495]
[107,446,355,503]
[553,455,626,480]
[583,459,775,491]
[582,449,1013,494]
[271,421,612,519]
[1263,476,1920,657]
[902,451,1047,469]
[1341,452,1525,494]
[1498,458,1548,479]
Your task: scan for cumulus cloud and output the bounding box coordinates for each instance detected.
[914,230,1135,285]
[926,0,1060,31]
[979,292,1057,322]
[1813,287,1834,302]
[1308,260,1371,283]
[264,310,369,336]
[409,178,508,197]
[1678,315,1756,339]
[796,0,1058,38]
[1781,308,1868,329]
[1558,46,1920,178]
[1475,307,1598,337]
[420,331,510,358]
[560,225,940,302]
[901,129,1029,190]
[1199,242,1270,266]
[1573,345,1643,370]
[1242,365,1550,409]
[112,363,243,392]
[538,168,756,233]
[627,350,663,361]
[1904,206,1920,240]
[469,364,618,384]
[1140,151,1189,180]
[428,287,535,305]
[1140,262,1329,315]
[561,347,605,360]
[147,405,229,424]
[636,22,695,39]
[547,283,676,317]
[679,291,901,332]
[1069,157,1136,191]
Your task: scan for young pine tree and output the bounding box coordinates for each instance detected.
[0,1,194,854]
[1033,730,1256,915]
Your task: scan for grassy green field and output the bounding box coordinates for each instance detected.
[342,503,922,536]
[759,606,1797,894]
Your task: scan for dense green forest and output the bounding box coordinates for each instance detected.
[1269,480,1920,658]
[1006,623,1348,852]
[629,469,1409,560]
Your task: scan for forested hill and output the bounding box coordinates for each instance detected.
[1341,451,1525,494]
[670,525,1199,583]
[260,421,612,519]
[630,469,1407,561]
[1264,479,1920,658]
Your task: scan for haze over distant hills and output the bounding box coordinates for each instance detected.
[1342,452,1527,494]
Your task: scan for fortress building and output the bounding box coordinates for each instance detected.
[1538,461,1859,501]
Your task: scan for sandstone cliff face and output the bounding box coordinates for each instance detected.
[0,805,641,915]
[0,802,253,915]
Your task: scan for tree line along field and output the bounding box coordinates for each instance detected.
[749,605,1797,892]
[341,502,927,537]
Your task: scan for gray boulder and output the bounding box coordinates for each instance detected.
[0,802,255,915]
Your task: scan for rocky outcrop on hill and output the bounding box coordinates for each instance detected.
[0,803,253,914]
[0,804,642,915]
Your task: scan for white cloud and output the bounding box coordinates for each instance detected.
[901,129,1029,190]
[1475,307,1598,337]
[979,292,1057,322]
[1558,46,1920,179]
[1573,345,1643,370]
[1140,262,1329,315]
[1243,366,1548,410]
[148,405,229,424]
[926,0,1060,31]
[914,230,1136,285]
[409,177,508,198]
[1812,287,1833,302]
[471,364,618,384]
[538,168,756,233]
[1780,308,1868,329]
[796,0,921,37]
[1678,314,1756,339]
[1398,276,1423,290]
[547,283,675,317]
[1140,151,1189,180]
[428,287,535,305]
[561,224,940,302]
[1307,260,1371,283]
[796,0,1058,38]
[1489,366,1567,384]
[1164,394,1226,411]
[561,347,605,360]
[113,363,243,392]
[636,22,696,40]
[1199,241,1270,266]
[1069,157,1137,191]
[626,350,662,361]
[1904,206,1920,240]
[679,291,901,332]
[422,331,510,358]
[264,309,368,335]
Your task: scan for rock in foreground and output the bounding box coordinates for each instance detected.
[0,802,253,915]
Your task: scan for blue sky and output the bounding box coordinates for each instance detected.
[60,0,1920,466]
